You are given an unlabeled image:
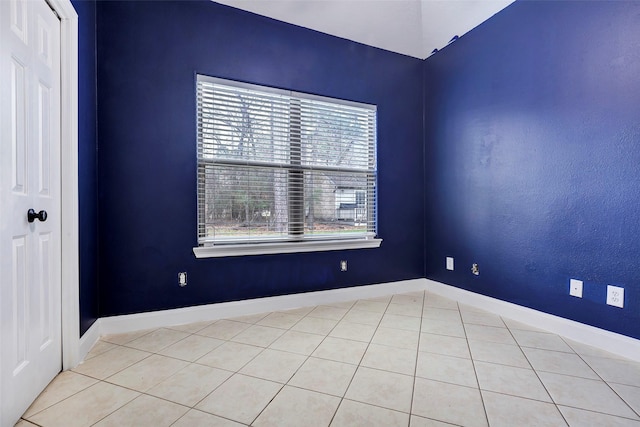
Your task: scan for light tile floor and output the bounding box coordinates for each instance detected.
[17,291,640,426]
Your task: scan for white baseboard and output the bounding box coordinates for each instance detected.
[98,278,428,336]
[75,277,640,366]
[78,318,101,363]
[424,279,640,363]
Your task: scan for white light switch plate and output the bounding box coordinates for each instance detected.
[446,257,454,271]
[606,285,624,308]
[569,279,583,298]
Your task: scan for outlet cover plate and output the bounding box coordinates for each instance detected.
[446,257,454,271]
[606,285,624,308]
[569,279,583,298]
[178,272,187,287]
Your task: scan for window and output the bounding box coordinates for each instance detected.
[194,75,381,257]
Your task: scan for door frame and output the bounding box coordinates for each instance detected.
[48,0,80,370]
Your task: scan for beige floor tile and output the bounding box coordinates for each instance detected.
[329,321,377,342]
[124,328,191,353]
[464,324,517,345]
[371,327,419,350]
[522,347,599,379]
[422,307,462,322]
[21,291,640,427]
[196,341,263,371]
[307,305,349,320]
[559,406,640,427]
[172,409,246,427]
[166,320,214,334]
[390,292,424,305]
[409,415,457,426]
[257,312,303,329]
[345,366,414,413]
[23,371,98,417]
[331,399,409,427]
[239,348,306,383]
[85,341,119,360]
[412,378,487,427]
[280,306,315,316]
[386,303,423,317]
[312,336,368,364]
[468,339,529,368]
[368,295,395,302]
[288,357,357,397]
[27,382,139,427]
[268,330,324,355]
[475,360,551,402]
[582,355,640,387]
[324,300,356,309]
[482,390,567,427]
[379,313,422,331]
[101,329,153,345]
[230,324,285,347]
[72,345,151,380]
[565,339,627,360]
[291,316,339,335]
[197,320,251,340]
[361,343,417,375]
[511,329,574,353]
[195,374,282,424]
[502,317,548,333]
[15,420,39,427]
[416,352,477,387]
[609,383,640,415]
[158,334,224,362]
[253,385,340,427]
[341,309,384,326]
[419,332,470,359]
[147,363,232,407]
[539,371,639,419]
[420,317,466,338]
[423,293,459,310]
[352,300,388,313]
[460,307,506,328]
[93,394,188,427]
[106,354,188,392]
[228,312,268,324]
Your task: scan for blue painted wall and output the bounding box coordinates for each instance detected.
[424,0,640,339]
[95,0,424,316]
[73,0,99,335]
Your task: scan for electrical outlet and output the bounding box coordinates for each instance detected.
[340,260,347,272]
[569,279,583,298]
[178,272,187,287]
[446,257,454,271]
[606,285,624,308]
[471,263,479,275]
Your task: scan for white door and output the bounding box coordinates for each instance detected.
[0,0,62,425]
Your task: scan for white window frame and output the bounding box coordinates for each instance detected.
[193,76,382,258]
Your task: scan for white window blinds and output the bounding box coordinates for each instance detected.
[197,75,377,246]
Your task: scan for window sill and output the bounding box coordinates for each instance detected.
[193,238,382,258]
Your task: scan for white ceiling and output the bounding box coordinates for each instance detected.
[214,0,515,59]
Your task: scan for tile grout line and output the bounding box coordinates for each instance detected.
[25,292,640,427]
[324,295,394,427]
[504,317,570,427]
[244,304,347,426]
[461,301,492,427]
[405,290,427,427]
[556,335,640,420]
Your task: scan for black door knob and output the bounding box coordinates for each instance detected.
[27,209,48,223]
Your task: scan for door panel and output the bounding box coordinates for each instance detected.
[1,0,62,425]
[10,58,27,194]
